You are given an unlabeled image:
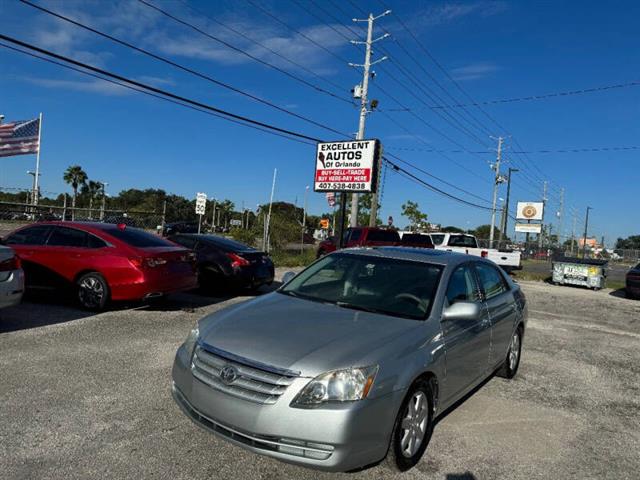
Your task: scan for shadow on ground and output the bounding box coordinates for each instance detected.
[0,281,283,333]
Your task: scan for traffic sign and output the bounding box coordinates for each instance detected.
[195,192,207,215]
[320,219,330,229]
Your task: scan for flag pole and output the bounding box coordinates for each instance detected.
[33,112,42,206]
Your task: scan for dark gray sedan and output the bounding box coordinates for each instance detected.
[172,248,527,472]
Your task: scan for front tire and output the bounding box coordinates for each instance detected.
[76,272,109,310]
[497,326,523,379]
[386,379,434,472]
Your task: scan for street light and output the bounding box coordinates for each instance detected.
[27,170,40,206]
[98,181,108,221]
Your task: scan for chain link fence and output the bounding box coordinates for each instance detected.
[0,200,164,237]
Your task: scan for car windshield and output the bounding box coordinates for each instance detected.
[402,234,433,245]
[367,229,400,242]
[280,253,442,320]
[102,226,175,248]
[448,235,477,248]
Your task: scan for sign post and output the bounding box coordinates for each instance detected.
[195,192,207,234]
[314,139,381,249]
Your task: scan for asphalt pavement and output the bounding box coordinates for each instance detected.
[1,272,639,479]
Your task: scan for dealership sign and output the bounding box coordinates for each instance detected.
[515,223,542,234]
[314,139,381,193]
[516,201,544,221]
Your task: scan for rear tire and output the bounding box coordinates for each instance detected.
[76,272,109,311]
[497,326,523,379]
[386,379,434,472]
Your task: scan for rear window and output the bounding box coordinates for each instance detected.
[5,225,52,246]
[402,234,433,246]
[448,235,478,248]
[367,229,400,242]
[203,235,255,252]
[103,226,174,248]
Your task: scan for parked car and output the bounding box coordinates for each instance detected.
[316,227,401,257]
[431,233,522,272]
[162,222,199,237]
[3,222,198,310]
[400,232,435,249]
[172,248,527,472]
[626,263,640,299]
[0,245,24,310]
[168,234,274,291]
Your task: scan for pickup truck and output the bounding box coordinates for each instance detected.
[430,232,522,272]
[316,227,401,257]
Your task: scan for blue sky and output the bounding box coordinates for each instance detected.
[1,0,639,244]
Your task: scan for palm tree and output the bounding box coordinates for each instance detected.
[63,165,88,220]
[81,180,102,219]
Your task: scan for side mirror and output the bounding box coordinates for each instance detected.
[282,271,296,284]
[442,301,480,322]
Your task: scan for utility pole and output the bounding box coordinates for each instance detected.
[582,206,592,259]
[557,187,564,248]
[265,168,277,253]
[349,10,389,228]
[211,198,216,231]
[301,185,309,253]
[499,167,518,245]
[571,211,577,255]
[538,181,547,250]
[489,136,505,248]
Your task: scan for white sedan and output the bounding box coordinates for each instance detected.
[0,245,24,310]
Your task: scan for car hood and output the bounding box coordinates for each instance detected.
[198,292,422,377]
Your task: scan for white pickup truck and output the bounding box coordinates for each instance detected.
[430,233,522,272]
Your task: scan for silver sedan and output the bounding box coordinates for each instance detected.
[172,248,527,472]
[0,245,24,310]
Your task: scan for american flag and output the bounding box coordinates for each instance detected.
[0,118,40,158]
[326,192,336,207]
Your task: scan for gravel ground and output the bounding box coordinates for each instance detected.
[1,271,639,480]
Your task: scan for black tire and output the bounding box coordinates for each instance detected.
[497,325,523,379]
[76,272,109,311]
[386,379,434,472]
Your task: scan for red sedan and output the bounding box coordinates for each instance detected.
[3,222,198,310]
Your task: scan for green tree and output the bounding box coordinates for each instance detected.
[615,235,640,250]
[473,224,511,243]
[401,200,428,231]
[63,165,88,219]
[441,225,465,233]
[81,180,103,217]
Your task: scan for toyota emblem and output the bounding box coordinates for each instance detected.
[220,365,238,385]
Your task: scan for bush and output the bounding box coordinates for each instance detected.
[229,228,257,247]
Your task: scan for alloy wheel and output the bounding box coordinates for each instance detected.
[400,391,429,458]
[78,276,105,308]
[509,331,520,371]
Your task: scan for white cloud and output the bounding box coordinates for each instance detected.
[23,76,130,96]
[450,61,501,81]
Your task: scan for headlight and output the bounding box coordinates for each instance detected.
[183,324,199,359]
[293,366,378,406]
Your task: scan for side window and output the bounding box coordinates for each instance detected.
[87,234,108,249]
[47,227,88,248]
[446,266,479,305]
[5,226,52,246]
[475,263,508,300]
[174,236,197,249]
[431,234,445,246]
[349,229,362,242]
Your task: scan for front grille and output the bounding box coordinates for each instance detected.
[191,344,298,405]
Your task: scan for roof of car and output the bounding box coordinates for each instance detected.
[337,246,475,266]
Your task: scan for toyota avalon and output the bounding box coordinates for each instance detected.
[171,248,527,472]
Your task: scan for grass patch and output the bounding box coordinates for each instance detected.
[270,249,316,268]
[511,271,551,283]
[607,280,626,291]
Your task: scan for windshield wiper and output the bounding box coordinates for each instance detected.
[335,301,383,314]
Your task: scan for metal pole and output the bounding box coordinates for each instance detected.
[301,185,309,253]
[33,113,42,206]
[62,193,67,221]
[582,207,591,259]
[211,198,216,231]
[198,214,202,234]
[349,11,389,228]
[161,199,166,231]
[265,168,277,253]
[538,181,547,250]
[489,136,503,248]
[558,187,564,248]
[100,182,108,221]
[337,193,347,249]
[500,167,518,245]
[571,211,577,255]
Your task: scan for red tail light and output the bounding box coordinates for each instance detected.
[0,255,21,272]
[481,251,488,258]
[145,257,167,268]
[226,252,250,268]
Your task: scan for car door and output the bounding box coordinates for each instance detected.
[473,262,518,369]
[440,263,492,404]
[44,226,106,282]
[4,225,54,286]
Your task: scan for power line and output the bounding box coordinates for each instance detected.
[20,0,348,138]
[1,33,500,216]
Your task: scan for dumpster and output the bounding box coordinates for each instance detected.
[552,257,608,290]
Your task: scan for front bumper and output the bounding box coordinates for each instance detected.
[171,345,403,472]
